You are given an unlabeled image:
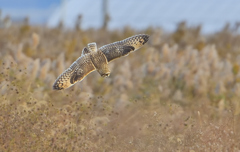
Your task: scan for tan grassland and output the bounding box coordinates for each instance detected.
[0,23,240,151]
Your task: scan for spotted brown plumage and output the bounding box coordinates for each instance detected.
[53,54,95,90]
[99,34,149,62]
[53,34,149,90]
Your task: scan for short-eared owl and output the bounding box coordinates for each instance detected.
[53,34,149,90]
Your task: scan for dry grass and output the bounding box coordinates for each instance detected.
[0,23,240,151]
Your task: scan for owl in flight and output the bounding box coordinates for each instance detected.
[53,34,149,90]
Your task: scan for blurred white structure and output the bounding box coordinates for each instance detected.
[1,0,240,33]
[48,0,240,33]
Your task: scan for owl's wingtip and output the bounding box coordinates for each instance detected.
[142,34,150,44]
[52,81,64,90]
[52,84,62,90]
[136,34,150,45]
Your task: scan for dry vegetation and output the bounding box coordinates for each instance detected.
[0,22,240,151]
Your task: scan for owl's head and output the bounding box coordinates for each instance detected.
[97,66,111,78]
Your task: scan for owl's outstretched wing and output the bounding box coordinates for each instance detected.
[53,55,95,90]
[99,34,149,62]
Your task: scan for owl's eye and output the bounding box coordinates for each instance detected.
[101,72,110,77]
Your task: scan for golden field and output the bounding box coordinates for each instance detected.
[0,23,240,151]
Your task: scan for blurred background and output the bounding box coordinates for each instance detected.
[1,0,240,33]
[1,0,240,151]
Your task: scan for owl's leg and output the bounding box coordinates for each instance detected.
[81,47,91,56]
[81,42,97,56]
